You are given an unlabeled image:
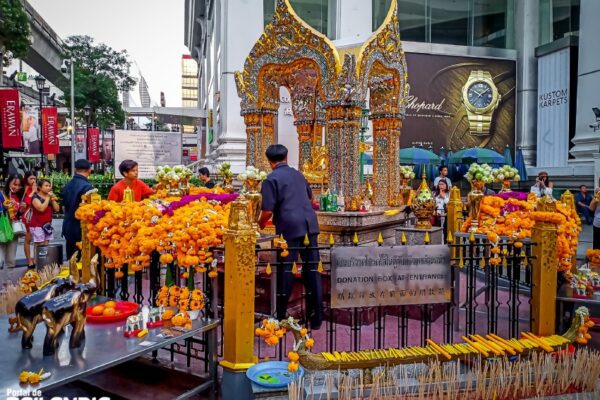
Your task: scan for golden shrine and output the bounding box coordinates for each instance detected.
[235,0,408,209]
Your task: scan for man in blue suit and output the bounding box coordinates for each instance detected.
[258,144,323,330]
[61,159,93,258]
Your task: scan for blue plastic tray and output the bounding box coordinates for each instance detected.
[246,361,304,388]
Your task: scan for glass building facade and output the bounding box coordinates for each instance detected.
[372,0,516,49]
[539,0,580,45]
[264,0,332,38]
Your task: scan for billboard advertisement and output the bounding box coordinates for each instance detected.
[402,53,516,152]
[21,105,41,154]
[114,130,182,179]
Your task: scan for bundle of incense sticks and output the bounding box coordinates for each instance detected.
[0,263,61,316]
[288,348,600,399]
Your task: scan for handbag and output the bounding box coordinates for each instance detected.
[11,220,26,237]
[42,222,54,236]
[0,213,14,243]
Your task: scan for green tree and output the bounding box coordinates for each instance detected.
[0,0,31,66]
[61,35,135,129]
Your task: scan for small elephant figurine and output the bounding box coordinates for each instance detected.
[11,254,80,349]
[126,313,143,333]
[42,254,99,356]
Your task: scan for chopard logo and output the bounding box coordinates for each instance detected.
[406,96,447,114]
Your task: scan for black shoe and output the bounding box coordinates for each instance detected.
[27,264,36,270]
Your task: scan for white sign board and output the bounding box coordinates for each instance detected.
[537,48,570,168]
[114,130,182,179]
[330,245,451,308]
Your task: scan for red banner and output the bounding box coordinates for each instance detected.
[0,89,22,148]
[41,107,59,154]
[87,127,100,162]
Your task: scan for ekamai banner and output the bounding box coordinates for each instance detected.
[0,89,22,148]
[87,127,101,162]
[402,53,516,152]
[41,106,59,154]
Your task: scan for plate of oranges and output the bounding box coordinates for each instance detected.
[86,300,139,323]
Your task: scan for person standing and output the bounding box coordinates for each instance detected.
[30,179,60,267]
[108,160,154,202]
[198,167,215,188]
[61,160,93,259]
[434,166,452,189]
[1,175,23,282]
[575,185,594,225]
[590,189,600,249]
[258,144,323,330]
[530,171,553,198]
[21,171,37,268]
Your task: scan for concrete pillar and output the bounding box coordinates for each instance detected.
[515,0,539,166]
[218,0,264,173]
[338,0,373,40]
[570,0,600,166]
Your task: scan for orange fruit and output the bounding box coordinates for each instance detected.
[104,300,117,309]
[91,305,105,316]
[102,307,116,317]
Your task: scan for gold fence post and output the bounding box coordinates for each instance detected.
[447,186,462,250]
[80,191,100,283]
[531,196,558,336]
[220,196,257,371]
[560,190,578,272]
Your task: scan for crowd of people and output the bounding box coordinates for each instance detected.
[1,155,599,293]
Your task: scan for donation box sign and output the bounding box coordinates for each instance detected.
[331,245,451,309]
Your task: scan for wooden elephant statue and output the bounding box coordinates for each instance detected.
[11,253,79,349]
[42,254,99,356]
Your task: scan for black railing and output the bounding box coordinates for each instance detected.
[248,233,534,361]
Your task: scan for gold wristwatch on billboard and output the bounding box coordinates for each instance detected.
[462,70,501,136]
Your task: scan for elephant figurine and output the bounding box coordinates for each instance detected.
[42,254,99,356]
[11,253,80,349]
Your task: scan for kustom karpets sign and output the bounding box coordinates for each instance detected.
[330,245,451,309]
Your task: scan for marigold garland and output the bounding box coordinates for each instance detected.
[462,194,581,272]
[76,197,229,270]
[256,317,314,372]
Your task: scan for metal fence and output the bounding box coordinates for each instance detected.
[244,233,534,361]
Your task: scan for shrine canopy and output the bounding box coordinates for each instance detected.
[235,0,409,209]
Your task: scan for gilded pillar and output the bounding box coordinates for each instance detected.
[371,117,402,207]
[243,110,276,171]
[326,105,361,209]
[531,197,558,336]
[220,197,257,371]
[296,123,313,171]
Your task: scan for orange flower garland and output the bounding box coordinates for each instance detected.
[157,285,206,313]
[462,195,581,272]
[256,318,314,372]
[76,197,229,272]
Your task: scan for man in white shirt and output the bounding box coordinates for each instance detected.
[434,165,452,189]
[530,171,553,198]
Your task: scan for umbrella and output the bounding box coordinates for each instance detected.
[448,147,505,164]
[399,147,441,165]
[515,146,528,181]
[503,145,513,167]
